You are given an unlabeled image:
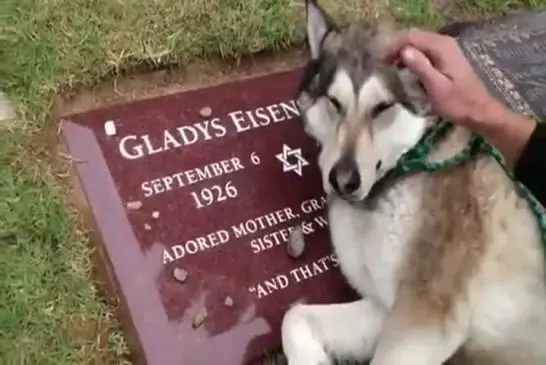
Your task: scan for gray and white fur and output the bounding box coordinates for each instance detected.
[280,1,546,364]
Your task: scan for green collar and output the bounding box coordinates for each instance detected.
[365,119,546,262]
[365,120,482,202]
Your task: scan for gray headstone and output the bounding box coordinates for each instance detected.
[448,11,546,120]
[0,92,15,124]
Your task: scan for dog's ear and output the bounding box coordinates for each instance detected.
[397,67,434,118]
[306,0,333,59]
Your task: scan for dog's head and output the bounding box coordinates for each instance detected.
[297,0,434,202]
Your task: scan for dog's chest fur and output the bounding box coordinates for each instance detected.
[328,176,423,309]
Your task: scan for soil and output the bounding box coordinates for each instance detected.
[58,46,308,117]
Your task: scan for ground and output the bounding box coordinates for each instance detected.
[0,0,544,364]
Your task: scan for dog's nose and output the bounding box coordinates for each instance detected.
[329,157,361,196]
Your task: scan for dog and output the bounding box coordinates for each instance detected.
[280,1,546,364]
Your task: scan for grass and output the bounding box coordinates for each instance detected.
[0,0,544,363]
[458,0,544,15]
[0,140,130,363]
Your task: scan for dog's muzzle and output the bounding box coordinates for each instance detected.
[328,155,361,198]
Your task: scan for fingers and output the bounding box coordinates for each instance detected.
[400,46,450,93]
[382,28,455,66]
[382,28,420,63]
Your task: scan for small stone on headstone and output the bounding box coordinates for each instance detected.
[126,200,143,210]
[104,120,117,136]
[287,225,305,259]
[199,106,212,118]
[152,211,160,219]
[223,296,234,308]
[144,223,152,231]
[192,308,208,329]
[173,267,188,283]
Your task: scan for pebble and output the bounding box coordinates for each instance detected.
[152,211,160,219]
[199,106,212,118]
[126,200,143,210]
[173,267,188,283]
[287,225,305,259]
[104,120,117,136]
[224,296,234,308]
[192,308,208,329]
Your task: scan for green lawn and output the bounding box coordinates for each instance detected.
[0,0,543,363]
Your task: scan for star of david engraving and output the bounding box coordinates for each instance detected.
[275,144,309,177]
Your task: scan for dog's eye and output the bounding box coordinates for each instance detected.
[327,96,342,113]
[371,101,394,118]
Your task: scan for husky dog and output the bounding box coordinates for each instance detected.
[280,1,546,364]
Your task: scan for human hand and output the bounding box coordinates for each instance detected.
[383,28,503,133]
[383,27,536,165]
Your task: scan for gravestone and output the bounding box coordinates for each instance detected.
[452,10,546,120]
[61,69,357,365]
[60,10,546,365]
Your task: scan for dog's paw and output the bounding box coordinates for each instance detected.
[287,354,331,365]
[285,347,331,365]
[281,305,332,365]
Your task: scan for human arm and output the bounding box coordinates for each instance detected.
[475,99,546,204]
[512,120,546,205]
[473,98,536,167]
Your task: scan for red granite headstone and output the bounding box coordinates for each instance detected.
[60,68,356,365]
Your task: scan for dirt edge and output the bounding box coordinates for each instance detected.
[58,46,308,117]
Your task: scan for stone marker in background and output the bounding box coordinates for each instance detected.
[61,68,357,365]
[60,9,546,365]
[452,10,546,120]
[0,92,16,126]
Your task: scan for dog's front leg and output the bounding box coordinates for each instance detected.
[281,298,386,365]
[370,293,469,365]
